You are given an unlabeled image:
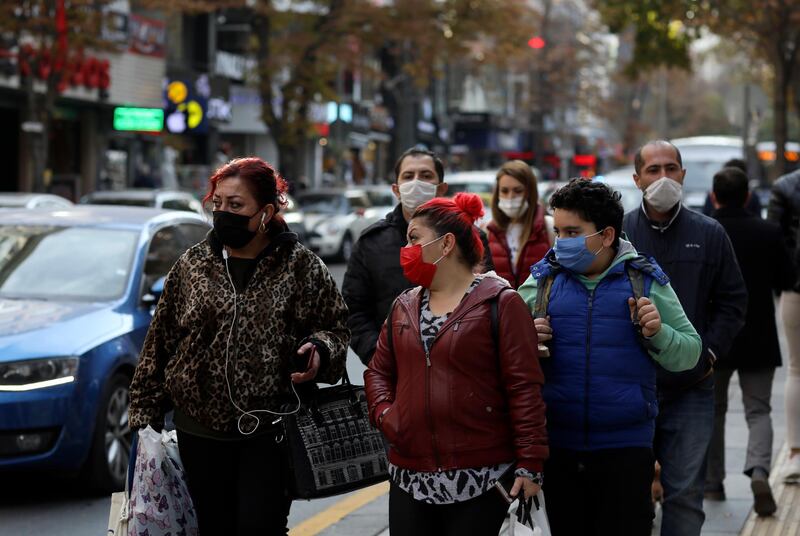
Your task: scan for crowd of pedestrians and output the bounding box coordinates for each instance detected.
[357,140,797,535]
[126,138,799,535]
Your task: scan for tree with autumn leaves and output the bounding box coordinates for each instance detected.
[0,0,116,192]
[149,0,537,182]
[596,0,800,177]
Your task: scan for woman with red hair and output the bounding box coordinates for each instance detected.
[129,157,349,534]
[365,193,548,535]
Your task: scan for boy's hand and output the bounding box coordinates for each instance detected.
[534,316,552,343]
[628,297,662,337]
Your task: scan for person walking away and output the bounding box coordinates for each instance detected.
[768,166,800,483]
[128,157,349,535]
[701,158,762,217]
[519,179,701,535]
[487,160,553,289]
[343,147,494,365]
[623,140,747,536]
[365,193,547,536]
[705,166,794,515]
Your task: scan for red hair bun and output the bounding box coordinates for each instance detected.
[453,192,485,223]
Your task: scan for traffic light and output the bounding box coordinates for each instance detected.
[528,36,546,49]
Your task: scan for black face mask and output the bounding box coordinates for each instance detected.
[213,210,259,249]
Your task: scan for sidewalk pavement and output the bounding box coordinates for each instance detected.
[651,365,787,535]
[740,444,800,536]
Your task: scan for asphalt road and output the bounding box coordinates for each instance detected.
[0,262,366,536]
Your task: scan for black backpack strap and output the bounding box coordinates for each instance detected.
[625,262,660,355]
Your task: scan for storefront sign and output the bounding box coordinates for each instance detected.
[113,107,164,132]
[214,51,255,80]
[164,79,208,134]
[102,10,130,47]
[207,97,232,122]
[129,14,166,57]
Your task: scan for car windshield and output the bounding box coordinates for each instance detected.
[86,197,154,207]
[446,182,494,194]
[0,226,139,301]
[365,191,395,206]
[0,198,29,208]
[297,194,346,214]
[346,194,369,209]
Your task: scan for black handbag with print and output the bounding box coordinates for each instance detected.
[277,371,389,499]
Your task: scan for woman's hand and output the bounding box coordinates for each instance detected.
[510,476,541,500]
[291,342,320,383]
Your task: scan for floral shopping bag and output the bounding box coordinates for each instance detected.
[128,426,199,536]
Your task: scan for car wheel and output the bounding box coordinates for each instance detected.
[338,233,353,262]
[86,373,132,492]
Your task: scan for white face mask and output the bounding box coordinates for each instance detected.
[398,179,438,212]
[644,177,683,213]
[497,197,529,219]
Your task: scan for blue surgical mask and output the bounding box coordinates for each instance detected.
[553,230,605,273]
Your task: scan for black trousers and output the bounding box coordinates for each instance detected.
[543,447,655,536]
[389,481,510,536]
[176,429,291,536]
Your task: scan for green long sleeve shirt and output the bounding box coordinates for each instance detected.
[518,244,701,372]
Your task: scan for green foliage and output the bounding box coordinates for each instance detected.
[593,0,698,76]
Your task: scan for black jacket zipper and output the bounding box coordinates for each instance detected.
[584,288,595,449]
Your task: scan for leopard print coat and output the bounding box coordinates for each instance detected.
[128,230,349,434]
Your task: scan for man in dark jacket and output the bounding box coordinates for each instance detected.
[342,148,494,364]
[768,167,800,483]
[705,167,794,516]
[623,140,747,536]
[701,158,762,217]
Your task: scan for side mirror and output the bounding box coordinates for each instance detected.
[141,276,167,307]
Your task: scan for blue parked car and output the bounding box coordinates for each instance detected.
[0,206,209,491]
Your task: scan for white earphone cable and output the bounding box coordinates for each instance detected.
[222,248,301,435]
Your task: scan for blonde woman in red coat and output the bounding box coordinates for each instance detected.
[487,160,553,288]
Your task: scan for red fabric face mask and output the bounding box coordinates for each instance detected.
[400,235,446,288]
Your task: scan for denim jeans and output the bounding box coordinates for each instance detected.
[655,374,715,536]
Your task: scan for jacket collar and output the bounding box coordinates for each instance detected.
[639,201,683,233]
[206,221,298,261]
[713,206,751,219]
[397,274,511,321]
[385,203,409,237]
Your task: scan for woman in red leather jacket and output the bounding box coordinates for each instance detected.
[487,160,553,288]
[365,192,548,535]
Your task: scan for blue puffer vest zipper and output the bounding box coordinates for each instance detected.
[531,257,663,451]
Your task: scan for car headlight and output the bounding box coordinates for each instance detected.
[0,357,79,391]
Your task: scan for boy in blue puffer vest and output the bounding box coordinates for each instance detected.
[518,179,701,535]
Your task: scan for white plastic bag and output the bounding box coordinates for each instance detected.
[128,426,199,536]
[500,491,551,536]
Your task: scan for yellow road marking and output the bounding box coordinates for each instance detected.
[289,481,390,536]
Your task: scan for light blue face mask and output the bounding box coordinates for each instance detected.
[553,229,605,273]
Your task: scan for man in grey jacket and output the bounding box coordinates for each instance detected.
[623,140,747,536]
